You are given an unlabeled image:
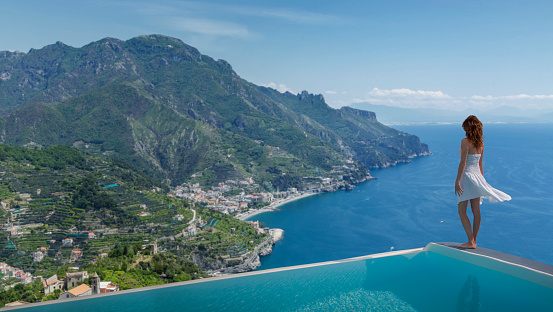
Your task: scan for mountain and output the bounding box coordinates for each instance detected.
[260,89,430,167]
[0,35,429,186]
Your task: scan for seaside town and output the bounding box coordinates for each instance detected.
[175,163,371,220]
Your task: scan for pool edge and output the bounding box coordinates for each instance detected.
[2,248,424,311]
[426,242,553,289]
[8,244,553,311]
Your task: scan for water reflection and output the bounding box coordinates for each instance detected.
[456,275,480,312]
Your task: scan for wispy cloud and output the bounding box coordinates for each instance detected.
[263,82,295,94]
[114,1,255,39]
[129,3,183,15]
[325,90,337,94]
[354,87,460,110]
[329,99,347,107]
[368,87,451,99]
[167,17,252,38]
[116,1,344,40]
[471,94,553,101]
[226,6,345,25]
[468,93,553,110]
[354,87,553,111]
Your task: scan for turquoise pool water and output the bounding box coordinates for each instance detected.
[12,246,553,312]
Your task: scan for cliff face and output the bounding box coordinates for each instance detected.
[190,244,270,274]
[191,229,280,274]
[340,106,377,120]
[0,35,429,186]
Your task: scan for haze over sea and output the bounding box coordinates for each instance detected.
[251,123,553,270]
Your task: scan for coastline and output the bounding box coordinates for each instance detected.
[229,179,372,274]
[214,193,319,275]
[236,192,319,221]
[235,173,377,222]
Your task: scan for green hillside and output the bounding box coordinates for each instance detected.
[0,35,429,187]
[0,145,266,280]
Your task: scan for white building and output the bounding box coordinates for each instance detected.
[99,281,119,293]
[18,273,32,284]
[32,251,44,262]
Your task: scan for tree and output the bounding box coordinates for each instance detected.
[134,243,143,254]
[56,266,67,278]
[22,290,35,303]
[154,263,164,275]
[175,273,191,282]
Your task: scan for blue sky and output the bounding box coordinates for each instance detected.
[2,0,553,112]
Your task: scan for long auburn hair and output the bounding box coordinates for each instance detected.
[462,115,484,150]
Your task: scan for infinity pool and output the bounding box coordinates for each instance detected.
[8,243,553,311]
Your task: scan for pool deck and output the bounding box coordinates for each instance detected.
[428,242,553,289]
[432,242,553,276]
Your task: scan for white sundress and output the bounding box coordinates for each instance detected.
[457,148,511,207]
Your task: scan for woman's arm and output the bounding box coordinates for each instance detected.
[455,139,468,196]
[479,147,484,176]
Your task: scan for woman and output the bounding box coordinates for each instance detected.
[455,115,511,249]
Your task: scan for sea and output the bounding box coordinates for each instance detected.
[250,123,553,270]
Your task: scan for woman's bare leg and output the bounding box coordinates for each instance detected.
[458,201,476,249]
[470,197,481,243]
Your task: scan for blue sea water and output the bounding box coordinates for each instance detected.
[252,123,553,269]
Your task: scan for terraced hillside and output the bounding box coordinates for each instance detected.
[0,145,267,279]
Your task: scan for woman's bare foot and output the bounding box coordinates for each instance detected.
[457,242,477,249]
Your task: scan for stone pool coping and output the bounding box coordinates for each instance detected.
[428,242,553,289]
[3,247,424,311]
